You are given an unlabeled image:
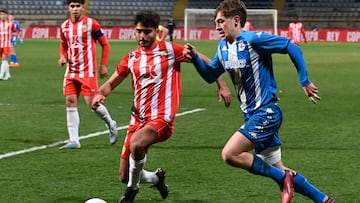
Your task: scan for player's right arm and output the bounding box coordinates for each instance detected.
[91,55,130,110]
[183,43,224,83]
[91,71,125,110]
[197,52,232,107]
[58,27,68,66]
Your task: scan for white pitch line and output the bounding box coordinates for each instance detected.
[0,108,206,160]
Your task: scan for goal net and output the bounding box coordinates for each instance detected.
[184,8,278,41]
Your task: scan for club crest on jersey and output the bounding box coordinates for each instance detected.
[160,50,169,57]
[82,25,88,32]
[238,40,246,51]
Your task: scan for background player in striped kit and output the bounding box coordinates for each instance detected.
[58,0,118,149]
[288,14,307,45]
[8,14,22,68]
[0,9,18,80]
[91,10,232,203]
[183,0,334,203]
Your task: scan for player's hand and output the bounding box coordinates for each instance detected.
[99,65,108,79]
[183,43,196,60]
[217,86,232,108]
[303,83,321,104]
[58,57,67,67]
[91,94,106,111]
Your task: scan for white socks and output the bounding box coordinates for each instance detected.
[94,103,114,127]
[0,60,9,76]
[128,155,147,189]
[66,107,80,144]
[140,169,159,184]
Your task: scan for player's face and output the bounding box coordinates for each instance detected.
[68,3,84,20]
[8,15,13,22]
[214,11,238,43]
[0,12,7,21]
[135,23,157,49]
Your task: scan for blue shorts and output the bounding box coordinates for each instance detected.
[239,103,282,154]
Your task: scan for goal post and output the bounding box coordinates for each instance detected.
[184,8,278,41]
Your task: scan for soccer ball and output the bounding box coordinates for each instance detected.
[85,198,107,203]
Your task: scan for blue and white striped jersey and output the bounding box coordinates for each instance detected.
[198,31,310,119]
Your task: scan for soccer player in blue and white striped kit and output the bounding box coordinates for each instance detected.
[183,0,335,202]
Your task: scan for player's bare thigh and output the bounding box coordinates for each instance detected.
[221,131,257,169]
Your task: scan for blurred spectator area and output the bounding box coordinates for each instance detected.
[2,0,360,28]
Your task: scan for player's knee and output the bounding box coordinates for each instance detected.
[221,149,235,164]
[221,149,248,168]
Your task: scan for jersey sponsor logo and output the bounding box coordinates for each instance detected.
[70,35,83,49]
[224,59,247,69]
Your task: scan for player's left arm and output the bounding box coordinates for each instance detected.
[93,22,110,78]
[301,24,307,43]
[286,42,320,104]
[97,34,110,78]
[215,76,232,107]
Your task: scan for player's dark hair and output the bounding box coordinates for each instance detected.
[134,10,160,29]
[0,8,8,14]
[215,0,247,27]
[67,0,85,5]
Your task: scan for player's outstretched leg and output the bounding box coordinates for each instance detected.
[108,120,118,144]
[293,172,335,203]
[150,168,169,199]
[93,104,118,144]
[282,170,295,203]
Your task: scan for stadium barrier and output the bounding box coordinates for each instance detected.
[22,26,360,42]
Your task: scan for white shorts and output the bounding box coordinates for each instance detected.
[256,146,282,165]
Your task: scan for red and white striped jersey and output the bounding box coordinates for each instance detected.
[0,19,17,48]
[288,22,306,45]
[243,21,254,31]
[59,16,109,79]
[116,41,189,122]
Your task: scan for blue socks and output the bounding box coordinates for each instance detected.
[10,54,18,63]
[250,154,327,203]
[293,172,327,203]
[249,154,284,183]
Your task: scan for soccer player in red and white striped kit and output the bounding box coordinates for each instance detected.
[288,14,307,45]
[0,8,18,80]
[91,10,232,203]
[58,0,118,149]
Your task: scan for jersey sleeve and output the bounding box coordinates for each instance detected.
[172,43,189,62]
[116,54,131,78]
[92,19,110,66]
[192,48,225,83]
[59,25,68,56]
[249,31,290,53]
